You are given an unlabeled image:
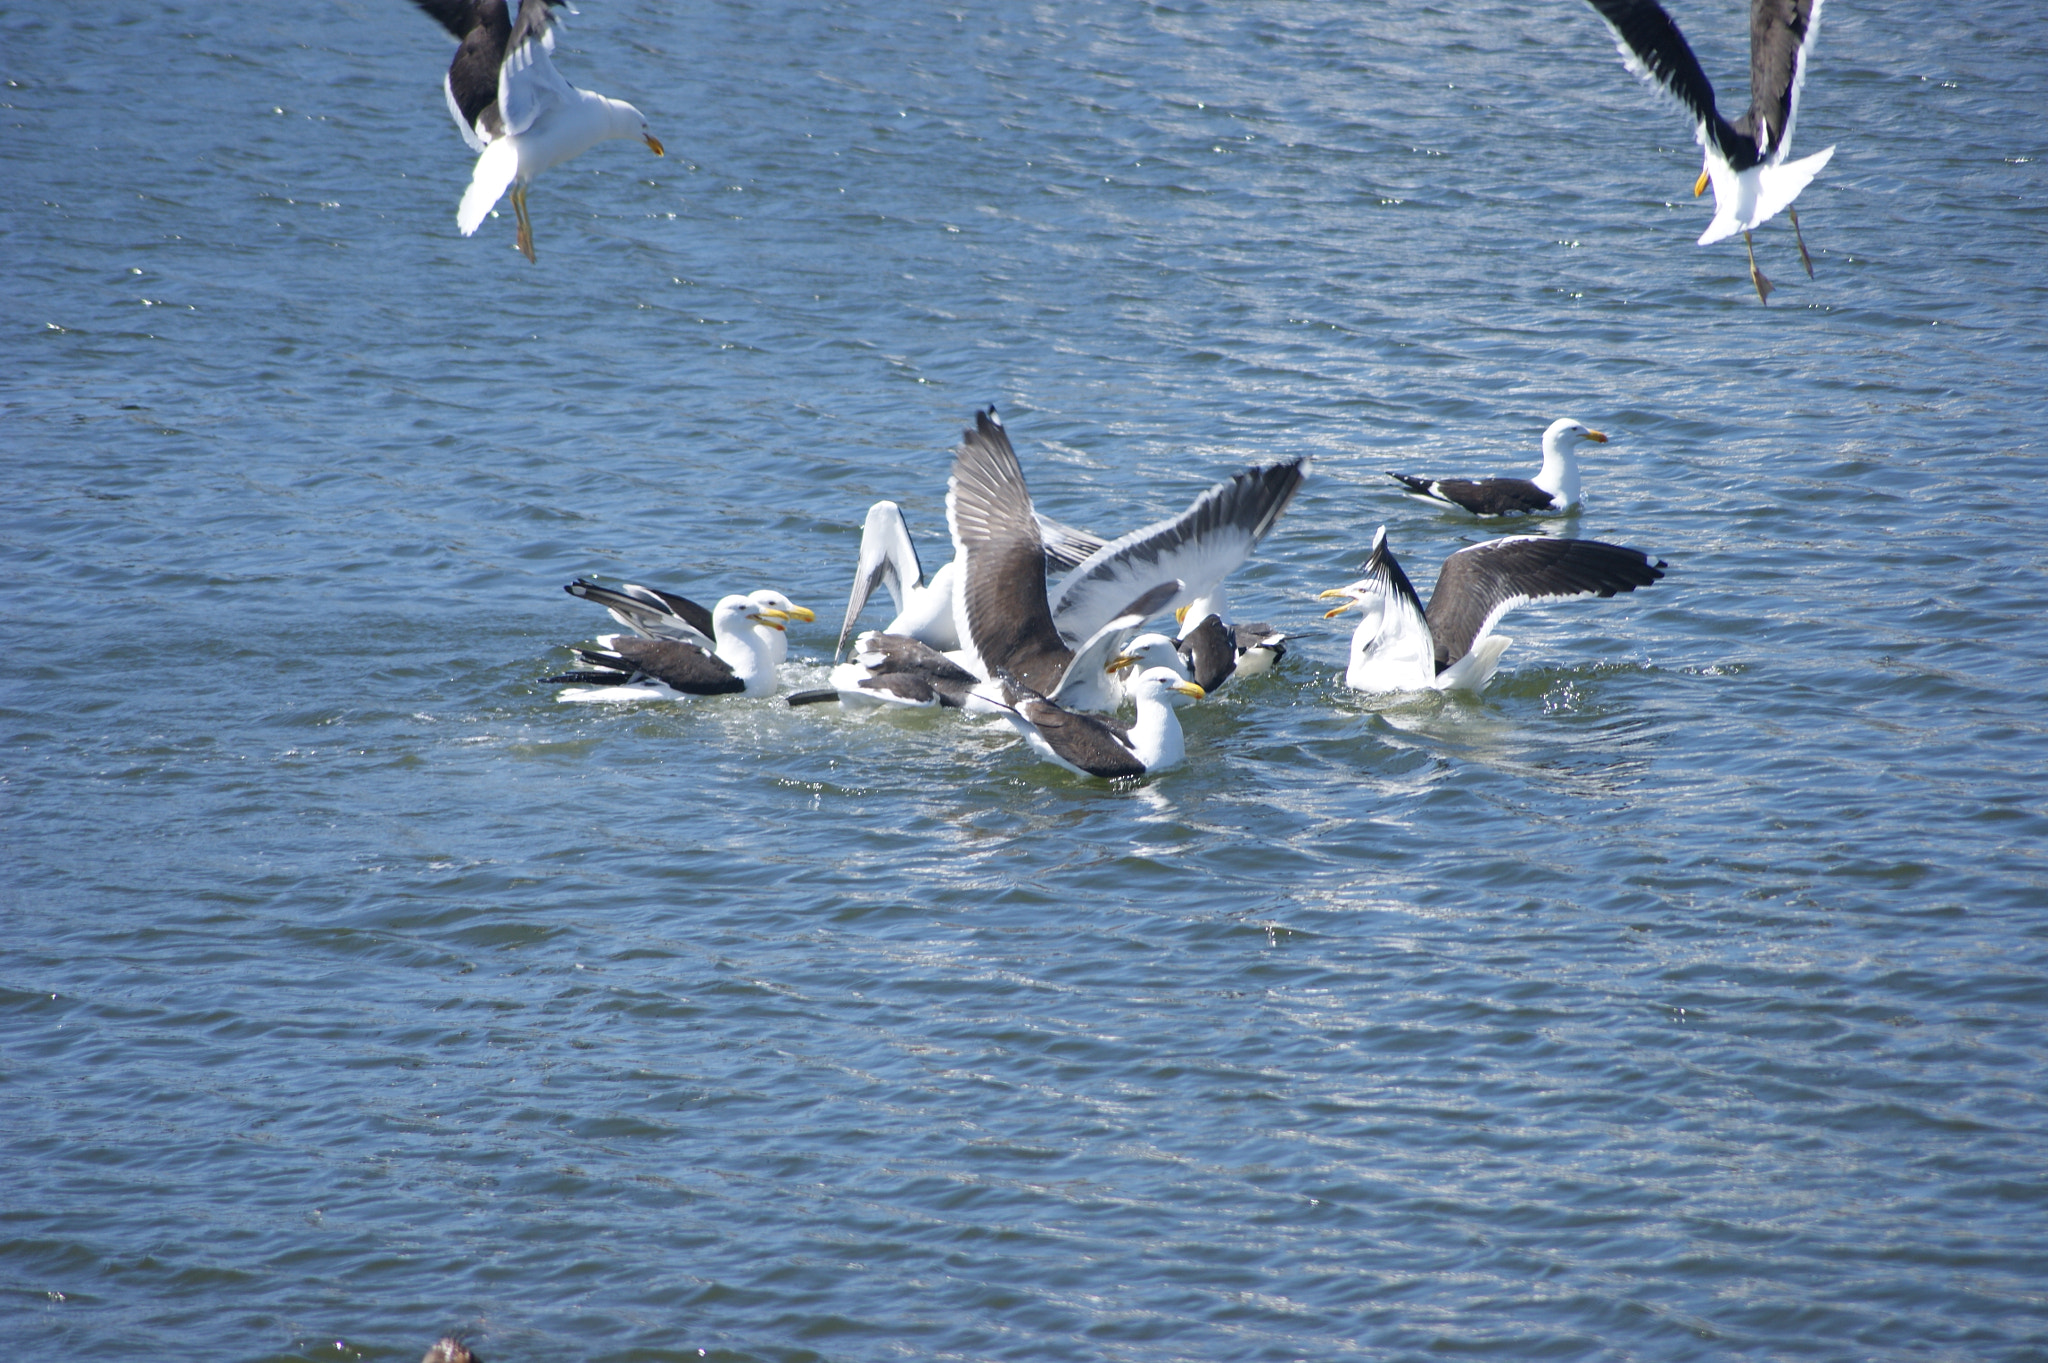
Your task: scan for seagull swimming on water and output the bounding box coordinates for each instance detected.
[1317,526,1666,696]
[1583,0,1835,302]
[1387,419,1609,518]
[413,0,664,261]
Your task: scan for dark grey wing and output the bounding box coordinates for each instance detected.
[548,637,745,695]
[565,579,717,644]
[850,631,975,680]
[1035,513,1109,573]
[1175,614,1239,693]
[1049,457,1307,644]
[412,0,512,140]
[1750,0,1823,157]
[1585,0,1757,169]
[848,631,979,706]
[996,669,1144,779]
[1431,477,1558,516]
[947,408,1072,693]
[1424,536,1667,672]
[1230,621,1286,655]
[411,0,486,40]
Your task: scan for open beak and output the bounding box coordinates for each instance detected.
[1173,604,1189,625]
[646,134,666,156]
[751,608,789,632]
[1318,586,1358,619]
[1173,681,1206,700]
[1105,653,1140,675]
[1584,429,1608,443]
[1693,169,1709,197]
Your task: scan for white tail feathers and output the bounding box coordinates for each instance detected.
[1754,145,1835,227]
[457,139,520,236]
[1698,144,1836,245]
[1438,635,1513,694]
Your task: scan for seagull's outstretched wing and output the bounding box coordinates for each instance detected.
[1048,457,1307,646]
[1751,0,1825,159]
[948,408,1070,694]
[498,0,572,139]
[1584,0,1752,168]
[1035,512,1109,573]
[565,579,717,649]
[1425,535,1667,673]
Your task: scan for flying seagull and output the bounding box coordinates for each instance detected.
[1584,0,1834,302]
[413,0,664,260]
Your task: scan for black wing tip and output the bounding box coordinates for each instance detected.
[786,689,843,707]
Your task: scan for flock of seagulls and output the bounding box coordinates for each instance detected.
[545,407,1668,780]
[389,0,1851,781]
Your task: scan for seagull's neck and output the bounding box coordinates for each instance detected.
[1345,590,1436,692]
[714,617,777,696]
[1177,587,1228,640]
[1126,697,1185,772]
[1534,432,1581,502]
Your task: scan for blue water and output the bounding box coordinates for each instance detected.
[5,1,2048,1359]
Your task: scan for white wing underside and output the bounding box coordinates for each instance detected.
[444,73,489,153]
[1049,524,1255,647]
[498,20,569,140]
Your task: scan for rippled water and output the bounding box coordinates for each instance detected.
[6,1,2048,1359]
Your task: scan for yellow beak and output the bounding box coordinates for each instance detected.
[1693,169,1709,197]
[782,604,816,623]
[1584,429,1608,443]
[1173,604,1189,625]
[751,608,789,631]
[646,134,666,156]
[1317,586,1358,619]
[1173,681,1206,700]
[1105,653,1140,674]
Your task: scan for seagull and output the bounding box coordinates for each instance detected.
[785,631,985,710]
[413,0,664,261]
[948,407,1263,712]
[564,579,814,667]
[983,666,1206,779]
[832,497,1106,659]
[1111,607,1287,696]
[1317,527,1666,695]
[545,594,792,700]
[1583,0,1835,301]
[1387,419,1609,517]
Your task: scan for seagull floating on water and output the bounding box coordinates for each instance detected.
[413,0,664,260]
[1318,527,1666,695]
[1387,419,1608,517]
[565,578,814,667]
[546,591,804,701]
[1583,0,1834,302]
[984,666,1206,780]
